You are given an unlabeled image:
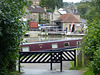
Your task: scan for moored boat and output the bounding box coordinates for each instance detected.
[20,38,81,52]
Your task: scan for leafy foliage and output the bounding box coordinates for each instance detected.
[81,0,100,74]
[63,2,69,7]
[0,0,27,74]
[81,20,100,60]
[27,1,33,7]
[39,0,63,11]
[81,20,100,75]
[46,9,53,12]
[77,2,90,19]
[90,50,100,75]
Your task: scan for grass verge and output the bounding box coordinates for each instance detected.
[69,61,94,75]
[8,71,20,75]
[83,70,94,75]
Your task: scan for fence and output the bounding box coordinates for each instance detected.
[19,50,76,72]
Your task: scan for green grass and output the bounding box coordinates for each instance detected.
[83,70,94,75]
[69,61,83,70]
[8,71,20,75]
[70,61,94,75]
[69,48,95,75]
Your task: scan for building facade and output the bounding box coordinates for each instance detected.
[56,13,82,33]
[25,5,46,22]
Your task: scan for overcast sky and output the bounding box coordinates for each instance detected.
[63,0,81,3]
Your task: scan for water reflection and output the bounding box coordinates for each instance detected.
[23,35,82,43]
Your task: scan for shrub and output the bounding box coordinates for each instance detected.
[0,0,26,74]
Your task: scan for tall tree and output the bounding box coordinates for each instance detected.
[0,0,26,74]
[63,2,69,7]
[39,0,47,7]
[58,0,63,8]
[77,2,89,19]
[39,0,63,11]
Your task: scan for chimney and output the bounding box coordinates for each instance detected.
[55,6,58,11]
[44,7,46,12]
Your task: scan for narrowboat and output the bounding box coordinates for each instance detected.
[20,38,81,52]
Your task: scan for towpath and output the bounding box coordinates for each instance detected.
[20,61,81,75]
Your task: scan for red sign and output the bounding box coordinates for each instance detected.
[29,21,38,28]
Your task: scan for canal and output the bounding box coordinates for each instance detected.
[23,35,82,43]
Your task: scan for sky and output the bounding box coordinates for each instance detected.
[63,0,81,3]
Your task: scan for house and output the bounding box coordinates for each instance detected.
[48,6,80,24]
[54,13,82,33]
[52,6,69,21]
[24,5,46,31]
[66,5,80,20]
[26,5,46,22]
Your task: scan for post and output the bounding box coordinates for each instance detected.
[77,50,82,66]
[60,50,62,72]
[74,50,76,67]
[18,51,20,72]
[50,50,52,70]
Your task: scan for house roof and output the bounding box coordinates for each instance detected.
[58,11,68,15]
[28,6,46,13]
[58,13,81,23]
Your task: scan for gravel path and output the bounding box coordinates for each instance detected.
[19,61,81,75]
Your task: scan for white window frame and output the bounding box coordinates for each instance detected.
[52,43,58,49]
[22,46,30,52]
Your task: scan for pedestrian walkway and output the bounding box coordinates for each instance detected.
[19,62,81,75]
[20,69,81,75]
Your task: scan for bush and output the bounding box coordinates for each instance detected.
[0,0,26,74]
[81,20,100,75]
[90,50,100,75]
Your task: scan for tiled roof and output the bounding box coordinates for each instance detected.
[28,7,46,13]
[58,13,81,23]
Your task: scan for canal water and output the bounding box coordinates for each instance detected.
[23,35,82,43]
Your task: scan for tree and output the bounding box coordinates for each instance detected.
[27,0,33,7]
[39,0,47,7]
[77,2,89,19]
[81,0,100,74]
[63,2,69,7]
[58,0,63,8]
[0,0,26,74]
[39,0,63,11]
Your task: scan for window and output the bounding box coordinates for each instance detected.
[34,18,37,21]
[52,43,58,49]
[64,42,70,47]
[34,13,36,16]
[77,41,80,45]
[41,14,43,17]
[29,13,32,18]
[22,47,29,52]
